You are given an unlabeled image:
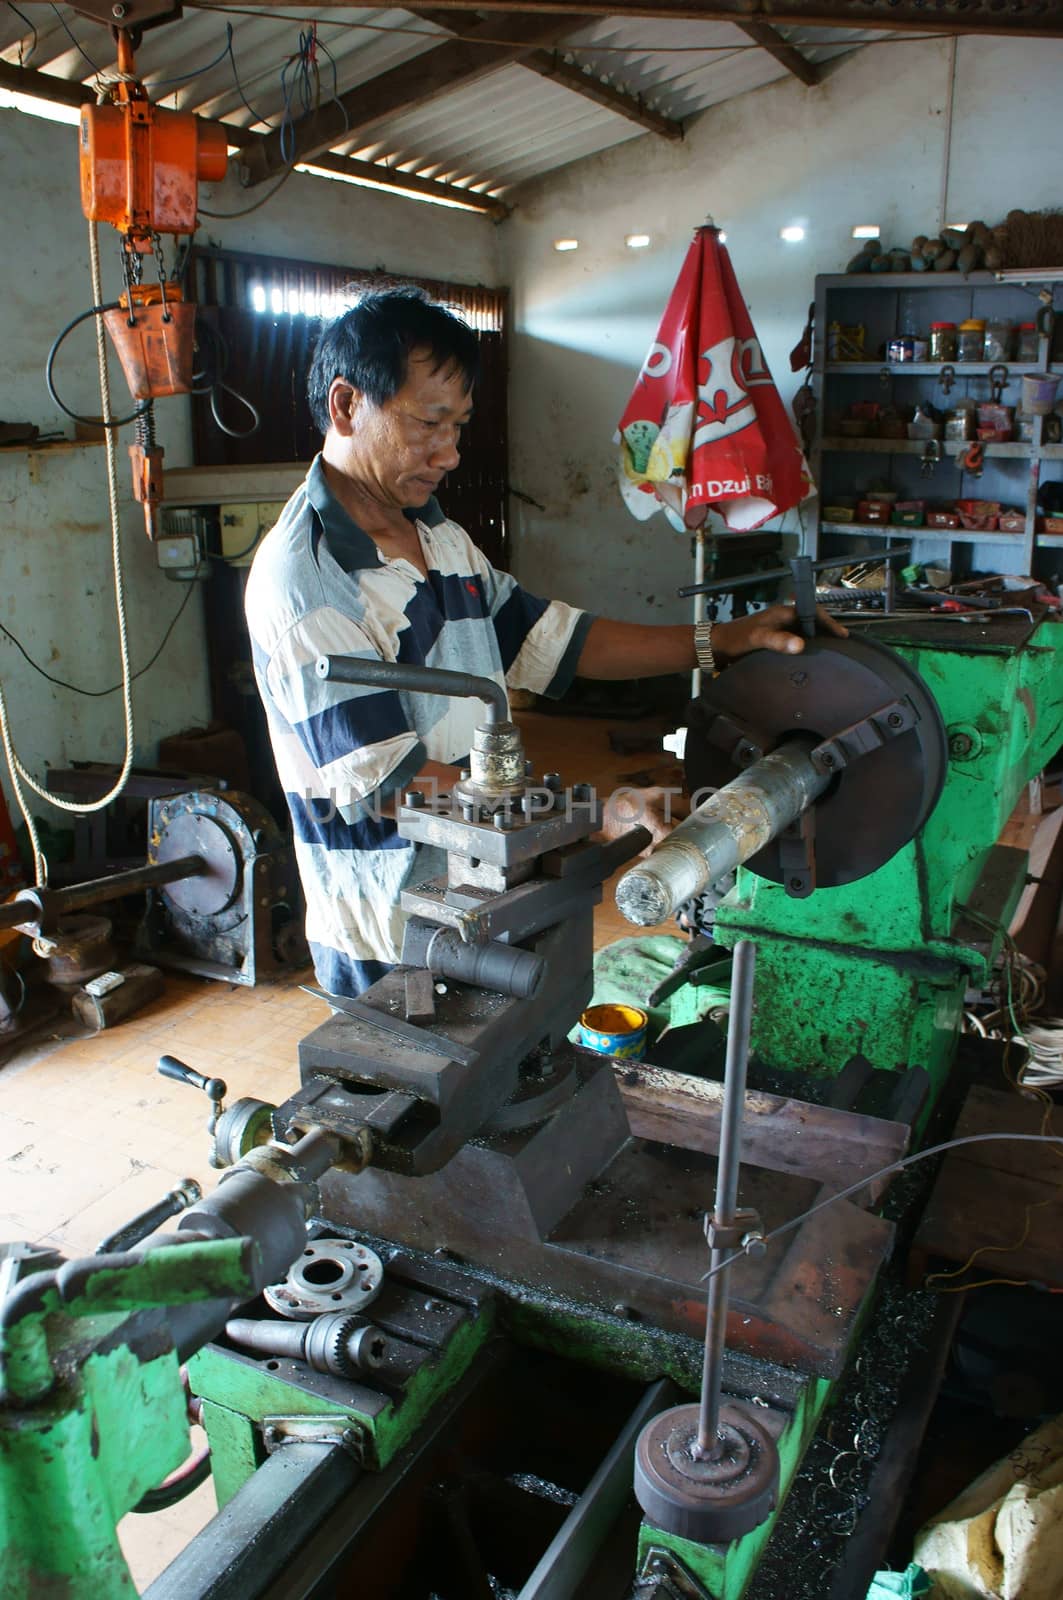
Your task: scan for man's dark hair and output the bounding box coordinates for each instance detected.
[307,286,479,434]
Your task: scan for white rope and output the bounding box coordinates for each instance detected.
[0,219,136,888]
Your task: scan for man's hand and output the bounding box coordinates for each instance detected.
[712,604,848,665]
[598,784,690,854]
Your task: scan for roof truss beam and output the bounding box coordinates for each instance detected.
[734,20,821,84]
[221,0,1063,39]
[414,8,683,139]
[298,153,509,217]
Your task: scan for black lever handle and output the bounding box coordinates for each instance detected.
[317,654,508,726]
[789,556,818,641]
[157,1054,227,1104]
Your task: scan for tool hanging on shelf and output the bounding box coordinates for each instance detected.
[78,28,228,539]
[961,440,985,479]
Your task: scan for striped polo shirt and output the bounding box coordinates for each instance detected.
[245,455,593,997]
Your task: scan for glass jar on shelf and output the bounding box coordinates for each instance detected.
[957,319,986,362]
[1017,322,1039,362]
[983,319,1015,362]
[930,322,958,361]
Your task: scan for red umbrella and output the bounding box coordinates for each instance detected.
[617,226,812,533]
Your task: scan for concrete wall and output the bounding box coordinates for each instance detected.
[0,106,499,832]
[503,36,1063,620]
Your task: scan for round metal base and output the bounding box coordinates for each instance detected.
[634,1402,779,1543]
[157,810,240,916]
[264,1237,383,1321]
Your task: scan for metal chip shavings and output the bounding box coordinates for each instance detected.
[505,1472,580,1507]
[746,1275,939,1600]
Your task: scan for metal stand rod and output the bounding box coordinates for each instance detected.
[692,528,706,700]
[695,938,756,1460]
[0,854,206,932]
[677,543,913,599]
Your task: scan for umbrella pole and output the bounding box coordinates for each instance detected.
[692,528,706,698]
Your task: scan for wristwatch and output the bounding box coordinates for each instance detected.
[693,621,716,676]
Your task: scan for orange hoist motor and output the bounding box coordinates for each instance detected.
[78,43,228,539]
[79,97,227,239]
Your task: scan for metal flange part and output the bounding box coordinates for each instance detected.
[263,1237,384,1321]
[634,1402,779,1544]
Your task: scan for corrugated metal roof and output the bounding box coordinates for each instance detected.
[0,4,878,197]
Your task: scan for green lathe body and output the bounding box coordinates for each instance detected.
[714,621,1063,1101]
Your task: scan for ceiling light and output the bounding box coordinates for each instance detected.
[626,233,651,249]
[780,225,805,244]
[946,222,970,232]
[554,238,579,253]
[852,224,880,240]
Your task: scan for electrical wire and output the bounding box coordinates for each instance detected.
[200,23,342,220]
[49,1,98,72]
[197,159,297,219]
[188,319,260,438]
[209,526,262,563]
[0,561,201,697]
[7,1,37,65]
[188,4,959,57]
[145,26,237,89]
[224,20,273,130]
[928,904,1063,1291]
[699,1131,1063,1287]
[46,303,152,430]
[0,221,136,887]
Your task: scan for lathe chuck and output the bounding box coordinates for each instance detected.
[684,634,947,889]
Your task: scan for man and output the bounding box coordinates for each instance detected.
[246,287,841,998]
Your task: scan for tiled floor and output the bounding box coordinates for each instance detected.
[0,709,675,1589]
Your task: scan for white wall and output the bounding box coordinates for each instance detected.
[503,36,1063,620]
[0,106,500,830]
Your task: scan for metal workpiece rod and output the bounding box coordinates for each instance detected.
[421,926,545,999]
[696,939,756,1460]
[316,654,508,725]
[0,855,206,930]
[281,1126,347,1183]
[614,741,830,927]
[677,543,913,599]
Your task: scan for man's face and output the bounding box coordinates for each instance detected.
[336,348,473,509]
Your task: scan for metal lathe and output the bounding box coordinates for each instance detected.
[2,604,1061,1600]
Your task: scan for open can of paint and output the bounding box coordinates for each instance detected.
[578,1002,649,1060]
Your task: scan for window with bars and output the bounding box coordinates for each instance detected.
[188,246,510,567]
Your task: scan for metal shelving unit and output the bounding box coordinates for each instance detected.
[809,271,1062,574]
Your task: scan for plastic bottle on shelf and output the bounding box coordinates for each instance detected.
[957,319,986,362]
[930,323,958,361]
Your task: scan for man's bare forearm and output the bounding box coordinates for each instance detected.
[575,606,848,680]
[576,620,695,679]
